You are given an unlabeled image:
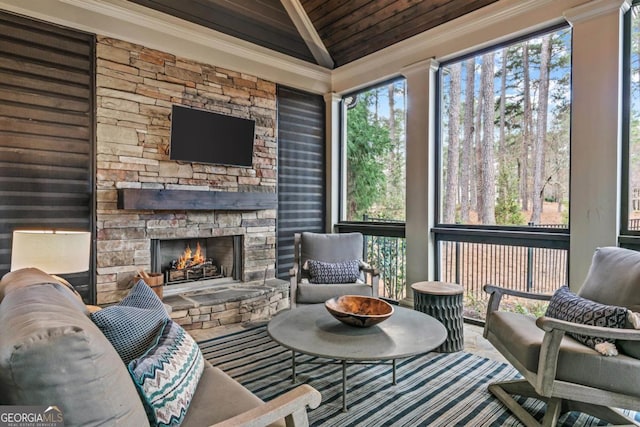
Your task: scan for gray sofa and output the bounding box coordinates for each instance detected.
[0,268,320,427]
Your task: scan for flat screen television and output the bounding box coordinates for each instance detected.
[169,104,255,167]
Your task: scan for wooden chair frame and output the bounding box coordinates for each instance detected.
[483,284,640,427]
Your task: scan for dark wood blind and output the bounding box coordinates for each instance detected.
[0,12,95,302]
[276,86,325,279]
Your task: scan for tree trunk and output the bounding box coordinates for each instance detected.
[386,81,404,220]
[479,52,496,225]
[443,63,462,223]
[521,43,531,212]
[530,35,551,224]
[474,74,484,215]
[499,48,507,161]
[460,59,475,223]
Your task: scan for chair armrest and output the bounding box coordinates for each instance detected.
[484,284,552,317]
[483,285,552,339]
[210,384,321,427]
[484,284,552,301]
[288,264,298,278]
[289,264,299,308]
[361,264,379,297]
[536,316,640,341]
[361,265,379,277]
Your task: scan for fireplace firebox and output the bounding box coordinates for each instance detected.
[151,236,243,287]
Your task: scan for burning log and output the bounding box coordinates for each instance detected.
[166,242,223,284]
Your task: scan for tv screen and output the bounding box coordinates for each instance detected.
[169,105,255,167]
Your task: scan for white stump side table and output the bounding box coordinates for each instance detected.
[411,281,464,352]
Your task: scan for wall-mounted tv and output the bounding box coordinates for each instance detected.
[169,104,255,167]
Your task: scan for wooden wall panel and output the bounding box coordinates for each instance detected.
[0,11,95,302]
[276,86,325,279]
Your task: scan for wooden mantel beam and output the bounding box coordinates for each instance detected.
[117,189,277,211]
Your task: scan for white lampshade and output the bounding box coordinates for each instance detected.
[11,230,91,274]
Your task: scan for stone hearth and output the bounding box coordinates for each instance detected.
[164,279,288,331]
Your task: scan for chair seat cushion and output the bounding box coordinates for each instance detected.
[182,362,284,427]
[487,311,640,397]
[296,281,372,304]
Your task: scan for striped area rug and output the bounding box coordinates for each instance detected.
[198,325,618,426]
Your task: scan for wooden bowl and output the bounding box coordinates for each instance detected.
[325,295,394,327]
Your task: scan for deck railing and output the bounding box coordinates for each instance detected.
[336,221,569,321]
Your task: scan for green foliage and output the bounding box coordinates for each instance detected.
[366,237,406,300]
[561,201,569,225]
[495,166,525,225]
[464,292,488,321]
[346,92,393,220]
[514,301,548,318]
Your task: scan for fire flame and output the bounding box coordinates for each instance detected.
[176,242,205,270]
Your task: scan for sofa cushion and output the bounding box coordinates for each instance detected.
[91,280,169,364]
[578,247,640,309]
[308,259,360,284]
[0,268,87,314]
[296,281,372,304]
[546,286,627,354]
[129,319,204,427]
[301,232,363,264]
[182,362,284,427]
[487,311,640,397]
[577,247,640,358]
[0,282,149,426]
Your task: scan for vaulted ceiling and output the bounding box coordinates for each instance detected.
[128,0,499,69]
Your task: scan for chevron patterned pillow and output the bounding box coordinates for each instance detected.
[546,286,628,355]
[129,319,204,427]
[308,259,360,284]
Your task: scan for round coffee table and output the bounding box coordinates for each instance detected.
[267,304,447,411]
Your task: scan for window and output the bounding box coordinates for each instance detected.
[342,78,406,222]
[438,26,571,228]
[436,26,572,321]
[624,2,640,235]
[338,79,407,301]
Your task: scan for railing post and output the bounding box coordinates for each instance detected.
[527,247,534,292]
[362,214,369,262]
[455,241,461,284]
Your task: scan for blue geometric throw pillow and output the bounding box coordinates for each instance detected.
[129,319,204,427]
[91,280,169,364]
[545,286,627,352]
[308,259,360,284]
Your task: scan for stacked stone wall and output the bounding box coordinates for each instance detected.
[95,36,278,304]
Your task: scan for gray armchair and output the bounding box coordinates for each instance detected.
[483,246,640,426]
[288,232,379,307]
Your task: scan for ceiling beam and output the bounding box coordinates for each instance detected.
[280,0,334,69]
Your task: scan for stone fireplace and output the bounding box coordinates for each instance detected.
[94,36,283,310]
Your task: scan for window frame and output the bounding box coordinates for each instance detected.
[434,22,572,232]
[338,75,408,225]
[621,1,640,245]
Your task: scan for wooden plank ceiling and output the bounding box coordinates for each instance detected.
[129,0,499,68]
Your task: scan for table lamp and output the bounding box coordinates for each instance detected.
[11,230,91,274]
